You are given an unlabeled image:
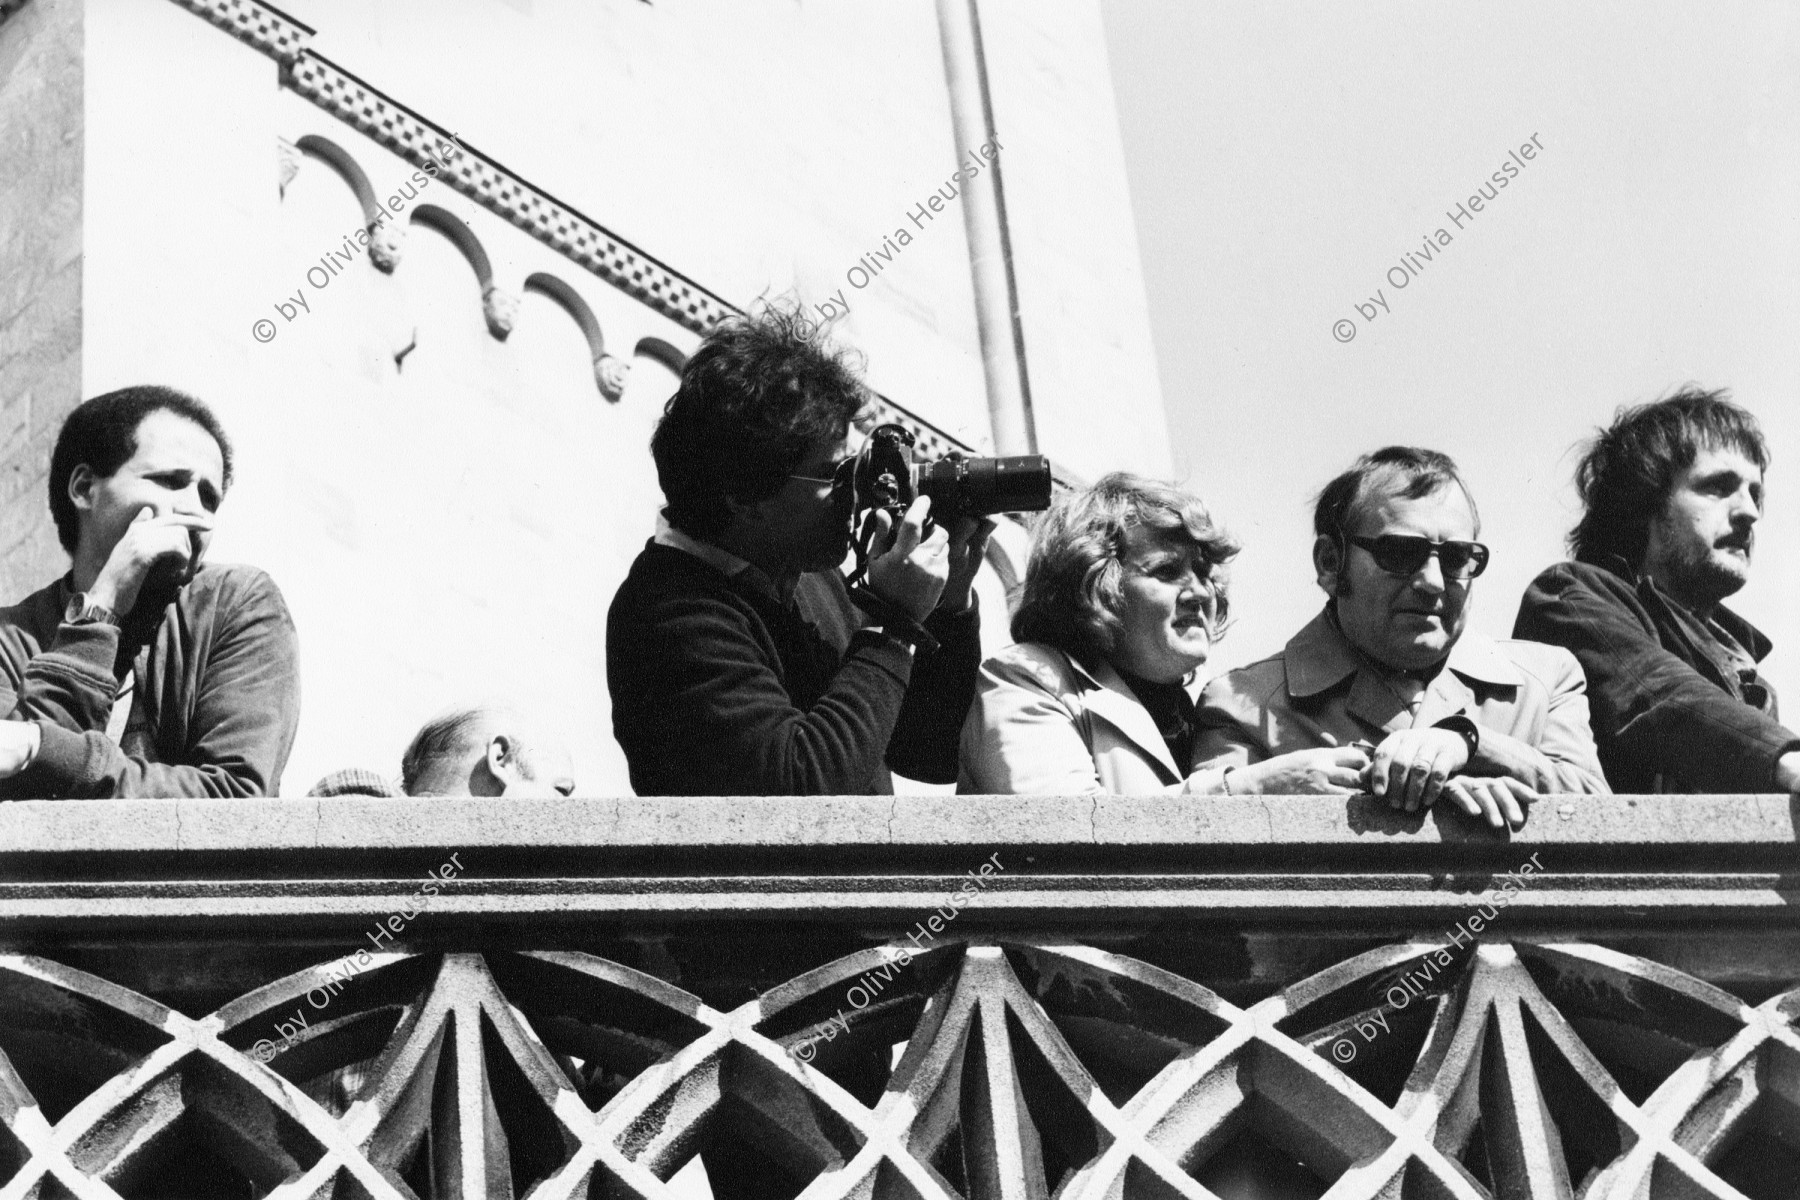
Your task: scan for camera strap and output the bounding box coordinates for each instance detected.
[844,583,940,653]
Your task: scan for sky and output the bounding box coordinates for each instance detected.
[1100,1,1800,702]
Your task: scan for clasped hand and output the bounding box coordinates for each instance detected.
[1366,727,1530,829]
[1225,728,1530,829]
[863,496,994,625]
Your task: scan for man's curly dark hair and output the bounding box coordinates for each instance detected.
[1569,387,1769,568]
[651,304,869,536]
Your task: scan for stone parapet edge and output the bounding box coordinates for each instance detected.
[1,793,1792,852]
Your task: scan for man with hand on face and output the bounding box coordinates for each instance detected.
[0,386,300,798]
[606,307,992,796]
[1515,389,1800,794]
[1194,446,1608,828]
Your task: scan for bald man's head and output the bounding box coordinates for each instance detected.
[401,704,575,797]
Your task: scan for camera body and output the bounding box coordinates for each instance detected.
[848,423,1053,526]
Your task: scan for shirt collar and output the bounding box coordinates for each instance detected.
[1589,553,1775,663]
[1708,603,1774,664]
[1284,607,1521,698]
[655,520,750,579]
[655,519,795,604]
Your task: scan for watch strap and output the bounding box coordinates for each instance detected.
[1433,713,1481,760]
[845,584,939,653]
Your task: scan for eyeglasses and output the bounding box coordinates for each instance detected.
[1346,534,1490,580]
[788,455,856,487]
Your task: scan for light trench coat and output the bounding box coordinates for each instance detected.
[957,641,1227,795]
[1192,610,1610,794]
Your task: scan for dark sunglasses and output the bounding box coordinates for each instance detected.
[1346,534,1490,579]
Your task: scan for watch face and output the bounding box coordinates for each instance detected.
[64,592,117,626]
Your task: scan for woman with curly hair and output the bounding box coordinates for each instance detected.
[958,472,1241,794]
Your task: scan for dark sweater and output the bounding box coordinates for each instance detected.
[1513,557,1799,793]
[606,541,980,796]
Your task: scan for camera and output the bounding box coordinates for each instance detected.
[837,423,1052,646]
[847,423,1053,527]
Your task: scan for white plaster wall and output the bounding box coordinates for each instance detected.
[284,0,997,450]
[71,0,1168,795]
[79,1,692,793]
[983,0,1173,480]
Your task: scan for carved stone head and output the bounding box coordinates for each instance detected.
[367,220,406,273]
[595,353,631,402]
[483,286,519,339]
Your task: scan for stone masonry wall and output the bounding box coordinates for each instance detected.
[0,0,82,602]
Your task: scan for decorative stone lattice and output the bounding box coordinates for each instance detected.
[168,0,314,59]
[0,939,1793,1198]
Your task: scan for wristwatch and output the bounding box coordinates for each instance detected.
[871,620,933,651]
[1433,714,1481,760]
[64,592,121,628]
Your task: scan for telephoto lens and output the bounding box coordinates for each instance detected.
[913,454,1053,521]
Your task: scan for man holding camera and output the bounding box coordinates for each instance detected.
[0,385,301,798]
[607,308,992,796]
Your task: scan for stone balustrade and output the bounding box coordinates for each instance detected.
[0,794,1795,1199]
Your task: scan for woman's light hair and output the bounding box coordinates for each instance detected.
[1012,472,1238,666]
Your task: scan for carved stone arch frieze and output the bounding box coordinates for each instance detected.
[290,133,384,236]
[293,134,377,213]
[1,939,1794,1197]
[633,337,688,378]
[523,273,627,402]
[409,204,513,340]
[277,135,301,197]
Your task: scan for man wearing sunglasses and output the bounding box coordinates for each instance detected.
[1194,446,1608,828]
[1515,389,1800,794]
[606,306,990,796]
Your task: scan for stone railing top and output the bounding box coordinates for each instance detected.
[0,795,1794,932]
[0,792,1794,855]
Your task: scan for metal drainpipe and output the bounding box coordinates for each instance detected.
[935,0,1037,456]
